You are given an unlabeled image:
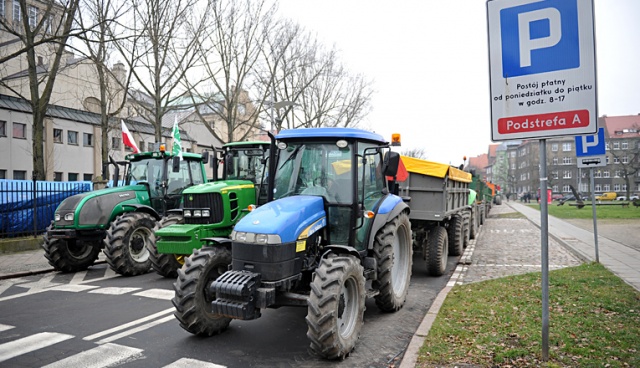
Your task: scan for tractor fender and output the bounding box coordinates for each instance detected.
[121,204,162,221]
[202,237,232,251]
[366,194,410,251]
[233,196,326,243]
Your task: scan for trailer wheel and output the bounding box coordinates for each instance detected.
[447,214,464,256]
[373,212,412,312]
[104,212,155,276]
[462,212,471,249]
[479,204,486,225]
[469,208,478,240]
[173,246,232,336]
[306,255,366,360]
[425,226,448,276]
[150,214,185,278]
[42,225,102,273]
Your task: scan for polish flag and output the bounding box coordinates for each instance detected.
[121,120,140,153]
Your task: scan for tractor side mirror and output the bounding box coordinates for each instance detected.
[172,156,180,172]
[383,151,400,177]
[201,150,209,164]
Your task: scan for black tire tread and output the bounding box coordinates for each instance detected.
[104,212,155,276]
[150,214,185,278]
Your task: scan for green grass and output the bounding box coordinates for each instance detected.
[416,263,640,367]
[527,202,640,219]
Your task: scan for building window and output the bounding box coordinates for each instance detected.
[603,170,610,178]
[28,5,37,28]
[552,157,558,165]
[13,0,20,22]
[13,122,26,138]
[147,142,154,151]
[83,133,93,146]
[594,170,602,178]
[562,143,572,151]
[562,185,571,192]
[112,137,121,149]
[83,173,93,181]
[606,156,610,164]
[563,170,572,179]
[622,156,629,164]
[622,184,627,191]
[562,157,573,165]
[45,14,53,33]
[53,128,63,143]
[0,121,6,137]
[613,157,620,164]
[68,173,78,181]
[612,142,619,150]
[0,0,4,18]
[13,170,26,180]
[54,172,63,181]
[551,143,558,152]
[603,184,610,191]
[551,171,558,179]
[67,131,78,145]
[139,140,145,152]
[614,170,622,178]
[0,170,5,179]
[614,184,621,192]
[622,142,628,150]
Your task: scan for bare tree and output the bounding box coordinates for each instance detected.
[401,148,428,160]
[607,125,640,199]
[76,0,134,177]
[117,0,213,142]
[0,0,81,180]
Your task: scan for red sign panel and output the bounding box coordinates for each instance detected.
[497,110,589,135]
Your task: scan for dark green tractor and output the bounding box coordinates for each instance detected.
[151,141,271,277]
[43,145,209,276]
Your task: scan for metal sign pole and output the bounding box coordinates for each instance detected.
[589,167,600,262]
[539,139,549,361]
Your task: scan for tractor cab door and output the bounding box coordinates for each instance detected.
[352,143,386,251]
[164,158,206,210]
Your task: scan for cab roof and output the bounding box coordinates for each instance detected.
[276,127,386,144]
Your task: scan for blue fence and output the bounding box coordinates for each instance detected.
[0,180,93,238]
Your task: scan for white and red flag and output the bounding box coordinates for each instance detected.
[121,120,140,153]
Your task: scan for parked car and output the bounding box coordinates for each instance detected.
[595,192,617,201]
[552,193,564,201]
[616,194,639,201]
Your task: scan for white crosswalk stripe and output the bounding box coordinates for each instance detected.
[41,343,143,368]
[0,332,74,363]
[0,324,14,332]
[84,307,174,342]
[133,288,174,300]
[164,358,227,368]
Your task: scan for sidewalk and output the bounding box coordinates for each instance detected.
[399,200,640,368]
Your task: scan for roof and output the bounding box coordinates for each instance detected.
[0,93,194,141]
[276,127,385,143]
[602,115,640,139]
[488,144,500,158]
[469,153,489,170]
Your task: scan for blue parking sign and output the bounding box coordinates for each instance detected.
[575,127,605,157]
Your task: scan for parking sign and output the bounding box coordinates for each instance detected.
[487,0,597,141]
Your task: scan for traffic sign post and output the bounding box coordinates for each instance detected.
[487,0,597,362]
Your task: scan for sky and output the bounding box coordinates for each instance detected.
[276,0,640,165]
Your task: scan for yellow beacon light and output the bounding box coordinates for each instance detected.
[391,133,401,146]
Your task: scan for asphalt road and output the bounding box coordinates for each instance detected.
[0,253,457,368]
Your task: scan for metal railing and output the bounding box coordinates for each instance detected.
[0,179,92,238]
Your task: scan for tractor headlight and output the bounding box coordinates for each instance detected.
[256,234,269,244]
[64,213,74,221]
[55,214,60,221]
[183,210,192,217]
[201,209,210,217]
[193,210,202,217]
[232,231,281,244]
[235,231,247,242]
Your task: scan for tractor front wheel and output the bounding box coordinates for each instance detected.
[104,212,155,276]
[306,255,366,360]
[150,214,185,278]
[42,225,101,273]
[173,246,232,336]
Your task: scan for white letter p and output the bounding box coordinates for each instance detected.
[518,8,562,67]
[581,134,599,154]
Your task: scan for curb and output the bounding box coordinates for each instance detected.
[0,237,42,254]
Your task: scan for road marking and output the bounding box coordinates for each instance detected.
[96,315,175,344]
[41,343,143,368]
[13,274,62,291]
[134,288,174,300]
[88,287,141,295]
[0,332,74,363]
[0,324,14,332]
[164,358,227,368]
[49,284,100,293]
[84,307,174,342]
[69,270,88,284]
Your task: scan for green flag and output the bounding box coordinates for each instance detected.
[172,116,183,160]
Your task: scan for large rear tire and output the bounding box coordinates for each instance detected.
[42,225,101,273]
[173,246,232,336]
[306,255,366,360]
[447,214,464,256]
[462,211,471,249]
[425,226,448,276]
[104,212,155,276]
[469,208,478,240]
[373,212,412,312]
[150,214,185,278]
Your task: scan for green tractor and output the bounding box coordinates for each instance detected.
[151,141,272,277]
[43,145,210,276]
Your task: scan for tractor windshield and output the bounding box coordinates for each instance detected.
[128,157,205,197]
[274,141,352,204]
[225,148,268,185]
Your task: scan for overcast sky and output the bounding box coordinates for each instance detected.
[276,0,640,164]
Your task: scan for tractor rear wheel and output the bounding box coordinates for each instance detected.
[104,212,155,276]
[42,225,101,273]
[469,208,478,240]
[150,214,185,278]
[306,255,366,360]
[373,212,412,312]
[173,246,232,336]
[425,226,448,276]
[447,214,464,256]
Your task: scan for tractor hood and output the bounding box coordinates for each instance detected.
[182,180,254,195]
[233,196,326,243]
[54,185,149,227]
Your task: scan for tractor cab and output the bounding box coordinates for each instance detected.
[221,142,271,206]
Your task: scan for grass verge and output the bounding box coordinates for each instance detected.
[527,202,640,219]
[416,263,640,367]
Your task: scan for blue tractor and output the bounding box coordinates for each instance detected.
[172,128,412,359]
